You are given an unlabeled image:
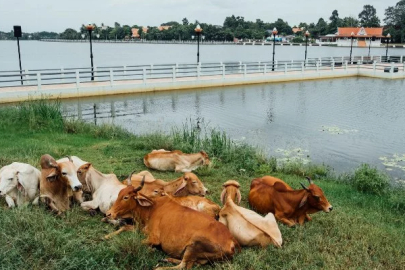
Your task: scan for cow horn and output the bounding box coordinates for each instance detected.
[133,176,145,193]
[300,182,309,191]
[66,156,73,163]
[127,170,137,186]
[305,176,313,185]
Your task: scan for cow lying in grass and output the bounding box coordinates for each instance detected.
[219,180,282,247]
[0,162,41,207]
[144,149,210,172]
[106,180,238,269]
[39,154,83,214]
[131,172,208,197]
[248,176,333,226]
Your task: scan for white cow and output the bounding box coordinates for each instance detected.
[0,162,41,207]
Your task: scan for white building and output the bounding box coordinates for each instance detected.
[319,27,385,47]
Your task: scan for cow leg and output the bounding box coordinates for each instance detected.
[41,196,62,215]
[81,200,99,212]
[161,258,182,264]
[275,213,296,227]
[32,196,40,205]
[142,233,160,246]
[305,214,312,221]
[5,195,16,208]
[73,190,83,204]
[104,225,134,240]
[155,246,195,270]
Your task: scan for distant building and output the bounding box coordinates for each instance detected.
[158,25,172,31]
[292,27,303,34]
[131,27,148,38]
[319,27,385,47]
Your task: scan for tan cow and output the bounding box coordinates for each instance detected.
[39,154,83,214]
[144,149,210,172]
[131,172,208,197]
[106,181,238,269]
[219,180,282,247]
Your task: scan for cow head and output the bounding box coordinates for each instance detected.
[220,180,241,205]
[40,154,82,192]
[76,163,93,193]
[300,177,333,213]
[200,151,211,166]
[107,176,150,219]
[174,172,208,196]
[0,167,22,195]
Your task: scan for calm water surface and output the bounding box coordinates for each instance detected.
[58,78,405,180]
[1,40,405,70]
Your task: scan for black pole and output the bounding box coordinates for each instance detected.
[16,37,23,85]
[368,37,371,59]
[89,29,94,81]
[349,36,353,64]
[197,32,200,64]
[385,38,389,62]
[304,35,308,67]
[272,35,276,71]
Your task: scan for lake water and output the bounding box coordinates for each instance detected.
[1,40,404,71]
[59,77,405,181]
[1,41,405,181]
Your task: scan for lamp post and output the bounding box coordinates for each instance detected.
[349,32,354,64]
[385,33,391,62]
[194,24,203,64]
[13,25,23,85]
[86,24,95,81]
[272,27,278,71]
[304,30,310,66]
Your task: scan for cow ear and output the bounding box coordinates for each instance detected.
[174,180,187,195]
[16,171,25,193]
[136,196,153,207]
[299,193,309,208]
[220,189,227,205]
[82,163,92,171]
[40,154,58,170]
[236,190,242,205]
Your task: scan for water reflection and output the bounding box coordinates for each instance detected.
[59,78,405,180]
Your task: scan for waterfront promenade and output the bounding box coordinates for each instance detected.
[0,56,403,104]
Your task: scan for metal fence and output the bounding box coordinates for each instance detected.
[0,55,404,88]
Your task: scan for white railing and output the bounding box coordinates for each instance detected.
[0,55,403,89]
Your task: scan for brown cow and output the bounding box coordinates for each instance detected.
[106,181,238,269]
[144,149,210,172]
[131,172,208,197]
[248,176,333,226]
[39,154,83,214]
[219,180,282,247]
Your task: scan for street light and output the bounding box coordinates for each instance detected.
[385,33,391,62]
[304,30,310,66]
[194,24,203,64]
[85,23,95,81]
[272,27,278,71]
[349,32,354,64]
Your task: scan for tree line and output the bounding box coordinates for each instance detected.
[1,2,405,43]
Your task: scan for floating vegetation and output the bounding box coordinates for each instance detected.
[379,154,405,172]
[275,147,310,165]
[320,125,358,135]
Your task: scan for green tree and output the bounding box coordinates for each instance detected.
[316,18,329,36]
[60,28,79,39]
[384,0,405,43]
[182,18,189,25]
[328,10,342,33]
[342,17,360,27]
[358,5,380,27]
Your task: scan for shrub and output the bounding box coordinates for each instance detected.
[350,164,390,195]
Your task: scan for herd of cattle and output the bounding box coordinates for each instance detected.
[0,149,332,270]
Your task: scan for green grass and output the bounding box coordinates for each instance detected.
[0,100,404,269]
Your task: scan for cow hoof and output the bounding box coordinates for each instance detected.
[89,209,97,216]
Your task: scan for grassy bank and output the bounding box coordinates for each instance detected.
[0,99,404,270]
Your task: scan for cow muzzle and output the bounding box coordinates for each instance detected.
[73,185,82,192]
[325,205,333,213]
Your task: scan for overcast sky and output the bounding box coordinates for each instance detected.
[0,0,399,33]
